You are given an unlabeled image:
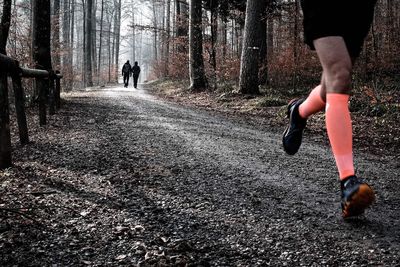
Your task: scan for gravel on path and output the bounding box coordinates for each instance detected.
[1,85,399,266]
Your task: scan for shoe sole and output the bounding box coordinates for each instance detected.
[282,127,297,155]
[282,99,304,155]
[282,104,291,154]
[342,184,375,218]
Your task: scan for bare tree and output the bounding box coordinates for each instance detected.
[239,0,266,94]
[0,0,12,169]
[53,0,61,71]
[62,0,72,89]
[98,0,104,84]
[84,0,93,87]
[292,0,300,89]
[208,0,218,89]
[258,4,268,85]
[81,0,86,87]
[130,0,135,62]
[266,12,274,62]
[164,0,171,76]
[151,0,159,62]
[113,0,121,83]
[70,0,75,88]
[188,0,207,91]
[92,1,97,79]
[175,0,188,53]
[32,0,52,124]
[0,0,11,54]
[107,6,114,82]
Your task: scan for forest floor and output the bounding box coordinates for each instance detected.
[1,83,400,266]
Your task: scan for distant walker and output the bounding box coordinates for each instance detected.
[131,61,141,89]
[122,60,132,88]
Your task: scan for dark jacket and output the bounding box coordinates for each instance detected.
[131,65,141,77]
[122,62,131,75]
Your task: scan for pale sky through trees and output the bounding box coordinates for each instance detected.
[120,0,154,82]
[0,0,156,83]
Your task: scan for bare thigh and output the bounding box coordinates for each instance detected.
[314,37,353,94]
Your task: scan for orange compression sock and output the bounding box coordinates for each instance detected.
[325,93,355,180]
[298,85,326,119]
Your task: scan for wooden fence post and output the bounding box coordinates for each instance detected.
[37,77,47,126]
[49,70,55,115]
[11,64,29,145]
[0,54,64,160]
[55,70,61,109]
[0,73,12,169]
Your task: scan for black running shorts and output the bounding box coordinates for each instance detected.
[300,0,377,58]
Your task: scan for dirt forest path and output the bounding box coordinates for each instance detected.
[1,85,400,266]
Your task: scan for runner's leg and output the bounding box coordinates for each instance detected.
[314,36,354,179]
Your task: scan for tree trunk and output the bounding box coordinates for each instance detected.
[10,0,16,56]
[175,0,181,53]
[265,13,274,85]
[267,14,274,61]
[176,0,183,36]
[92,1,97,82]
[84,0,93,87]
[0,0,12,169]
[114,0,121,83]
[175,0,180,37]
[82,0,86,87]
[32,0,52,125]
[50,0,59,113]
[161,0,166,67]
[152,0,158,62]
[164,0,171,76]
[70,0,75,90]
[219,17,227,60]
[188,0,207,91]
[0,0,11,54]
[210,0,218,89]
[53,0,61,71]
[131,2,135,62]
[292,0,300,90]
[235,19,244,58]
[98,0,104,84]
[386,0,395,54]
[239,0,266,94]
[258,6,268,85]
[62,0,71,89]
[12,71,29,145]
[108,10,114,83]
[231,19,234,56]
[176,0,188,52]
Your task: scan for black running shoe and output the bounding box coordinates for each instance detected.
[282,99,307,155]
[341,175,375,218]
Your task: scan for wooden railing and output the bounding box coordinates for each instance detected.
[0,53,63,169]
